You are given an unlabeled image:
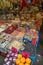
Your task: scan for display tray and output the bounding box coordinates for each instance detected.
[3,51,34,65]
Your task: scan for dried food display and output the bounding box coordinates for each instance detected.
[0,0,42,65]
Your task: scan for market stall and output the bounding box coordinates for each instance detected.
[0,20,40,65]
[0,0,43,65]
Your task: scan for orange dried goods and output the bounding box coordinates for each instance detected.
[21,57,25,63]
[17,54,22,59]
[26,58,31,64]
[16,59,20,65]
[19,63,24,65]
[25,63,30,65]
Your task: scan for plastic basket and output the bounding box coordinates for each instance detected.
[23,29,40,47]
